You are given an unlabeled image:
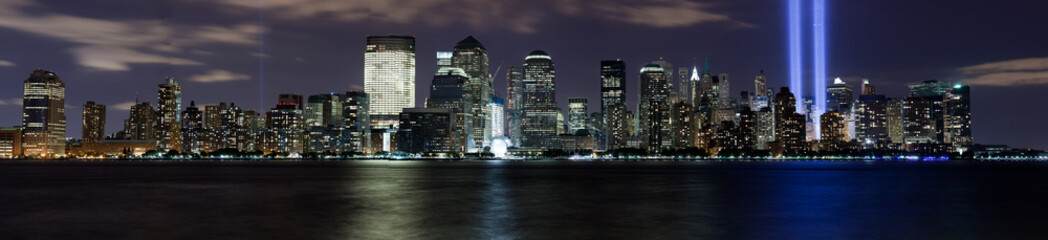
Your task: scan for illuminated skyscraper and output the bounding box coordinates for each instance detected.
[436,51,452,68]
[820,111,847,147]
[754,107,775,150]
[488,97,505,138]
[21,69,66,157]
[600,60,626,122]
[671,101,696,149]
[521,50,559,149]
[82,101,105,143]
[605,103,629,150]
[364,35,415,128]
[157,77,182,151]
[568,98,588,134]
[343,91,370,153]
[506,66,524,147]
[826,77,853,113]
[861,79,876,95]
[638,63,669,152]
[856,94,889,148]
[752,70,771,110]
[125,102,157,141]
[945,85,973,152]
[181,101,204,153]
[886,99,904,144]
[451,36,491,149]
[430,67,472,150]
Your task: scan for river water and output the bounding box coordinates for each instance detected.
[1,160,1046,239]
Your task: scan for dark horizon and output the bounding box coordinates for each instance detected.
[0,0,1046,149]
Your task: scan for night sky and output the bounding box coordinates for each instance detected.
[0,0,1046,149]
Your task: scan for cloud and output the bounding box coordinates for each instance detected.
[0,60,16,67]
[0,98,22,105]
[111,101,137,111]
[190,69,252,83]
[959,57,1048,86]
[0,0,261,71]
[211,0,745,33]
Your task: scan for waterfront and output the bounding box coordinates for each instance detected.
[2,160,1047,239]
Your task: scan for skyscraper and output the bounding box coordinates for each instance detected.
[671,101,696,149]
[820,111,847,148]
[856,94,889,148]
[451,36,491,149]
[886,98,904,144]
[638,63,670,152]
[568,98,588,134]
[21,69,66,157]
[945,84,973,152]
[605,103,629,150]
[343,91,370,153]
[364,35,415,128]
[181,101,204,153]
[125,102,158,141]
[506,66,524,147]
[429,67,472,150]
[600,60,627,123]
[521,50,559,149]
[157,77,182,151]
[826,77,853,113]
[774,87,806,153]
[82,101,105,143]
[752,70,771,110]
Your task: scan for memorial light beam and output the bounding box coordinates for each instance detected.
[788,0,803,113]
[812,0,827,139]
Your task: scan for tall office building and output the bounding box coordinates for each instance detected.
[605,103,629,150]
[125,102,158,141]
[521,50,559,149]
[364,35,415,128]
[886,98,904,144]
[157,77,182,151]
[82,101,106,143]
[568,98,588,134]
[600,60,626,150]
[856,94,889,148]
[671,101,697,149]
[451,36,491,149]
[204,103,226,130]
[638,63,670,152]
[826,77,853,113]
[343,91,371,153]
[752,70,771,110]
[506,66,524,147]
[754,107,775,150]
[21,69,66,157]
[820,111,847,148]
[429,67,472,150]
[488,97,505,138]
[677,67,691,102]
[774,87,805,152]
[902,95,944,144]
[181,101,204,153]
[945,85,972,152]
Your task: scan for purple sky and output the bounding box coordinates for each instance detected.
[0,0,1046,149]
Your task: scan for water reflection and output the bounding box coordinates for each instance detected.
[476,162,517,239]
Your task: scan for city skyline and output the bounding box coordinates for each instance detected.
[0,0,1046,149]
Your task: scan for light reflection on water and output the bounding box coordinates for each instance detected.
[0,161,1046,239]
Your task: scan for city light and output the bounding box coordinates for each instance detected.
[813,0,827,140]
[788,0,803,113]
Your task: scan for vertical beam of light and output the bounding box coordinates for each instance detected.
[812,0,826,140]
[788,0,803,113]
[258,0,265,111]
